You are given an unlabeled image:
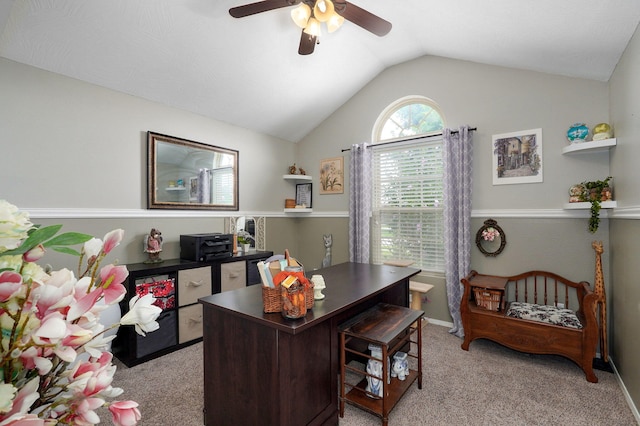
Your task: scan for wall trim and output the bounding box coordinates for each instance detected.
[23,206,640,220]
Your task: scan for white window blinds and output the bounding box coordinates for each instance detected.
[371,138,445,273]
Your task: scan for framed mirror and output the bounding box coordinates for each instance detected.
[475,218,506,257]
[147,132,239,210]
[227,216,266,251]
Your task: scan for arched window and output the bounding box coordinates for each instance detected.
[373,96,445,142]
[370,96,446,273]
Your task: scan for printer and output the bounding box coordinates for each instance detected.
[180,233,234,262]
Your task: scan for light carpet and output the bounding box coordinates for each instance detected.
[106,323,637,425]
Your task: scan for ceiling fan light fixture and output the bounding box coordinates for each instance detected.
[326,12,344,33]
[303,17,322,37]
[313,0,334,23]
[291,3,311,28]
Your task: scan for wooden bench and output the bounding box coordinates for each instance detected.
[460,270,599,383]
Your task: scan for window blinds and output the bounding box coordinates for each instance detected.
[371,138,445,273]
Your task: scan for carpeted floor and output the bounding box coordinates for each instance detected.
[105,322,637,425]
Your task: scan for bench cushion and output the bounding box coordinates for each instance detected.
[505,302,583,329]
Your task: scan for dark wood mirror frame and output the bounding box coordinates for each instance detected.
[147,131,239,210]
[475,218,506,257]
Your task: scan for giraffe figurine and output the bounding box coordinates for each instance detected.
[592,240,608,363]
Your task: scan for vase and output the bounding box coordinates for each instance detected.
[365,344,390,398]
[391,351,409,381]
[242,243,250,252]
[567,123,589,143]
[592,123,612,141]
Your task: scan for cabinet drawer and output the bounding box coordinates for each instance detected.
[136,310,177,358]
[178,266,212,306]
[178,304,203,344]
[221,261,246,292]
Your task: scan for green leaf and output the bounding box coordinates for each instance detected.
[1,225,62,255]
[44,232,92,248]
[51,246,83,256]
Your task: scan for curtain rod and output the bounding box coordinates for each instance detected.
[341,127,477,152]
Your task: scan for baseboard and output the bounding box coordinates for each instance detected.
[425,318,453,328]
[610,358,640,424]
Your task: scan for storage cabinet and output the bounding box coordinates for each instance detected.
[114,251,272,367]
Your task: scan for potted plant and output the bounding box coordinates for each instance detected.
[237,232,253,252]
[579,176,613,233]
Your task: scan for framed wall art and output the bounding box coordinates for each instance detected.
[319,156,344,194]
[492,128,543,185]
[296,183,312,208]
[189,177,198,201]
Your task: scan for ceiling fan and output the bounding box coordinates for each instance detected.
[229,0,392,55]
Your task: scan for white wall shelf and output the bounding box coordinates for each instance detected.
[562,138,616,154]
[165,187,186,191]
[283,174,312,181]
[284,208,313,214]
[563,201,617,209]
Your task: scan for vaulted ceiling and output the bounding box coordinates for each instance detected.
[1,0,639,143]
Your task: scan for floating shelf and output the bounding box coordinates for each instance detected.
[284,208,312,213]
[562,138,616,154]
[563,201,617,209]
[283,174,312,181]
[165,187,186,191]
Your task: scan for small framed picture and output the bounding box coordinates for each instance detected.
[189,177,198,201]
[492,128,543,185]
[296,183,312,208]
[320,156,344,194]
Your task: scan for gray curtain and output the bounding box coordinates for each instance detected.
[349,143,372,263]
[197,168,211,204]
[443,126,473,338]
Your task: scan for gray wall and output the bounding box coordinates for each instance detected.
[609,20,640,413]
[0,57,296,212]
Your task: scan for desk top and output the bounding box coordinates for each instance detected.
[199,262,420,334]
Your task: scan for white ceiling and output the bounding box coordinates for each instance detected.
[1,0,639,143]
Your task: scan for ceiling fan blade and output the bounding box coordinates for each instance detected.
[298,30,316,55]
[229,0,298,18]
[337,1,392,37]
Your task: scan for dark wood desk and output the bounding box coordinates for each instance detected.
[199,262,420,426]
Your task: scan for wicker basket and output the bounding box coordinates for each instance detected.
[262,286,282,313]
[305,284,314,309]
[473,288,502,311]
[262,283,314,313]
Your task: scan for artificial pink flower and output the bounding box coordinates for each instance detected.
[99,264,128,304]
[62,323,93,347]
[32,268,76,318]
[19,346,53,375]
[0,413,45,425]
[70,397,105,424]
[102,229,124,255]
[32,312,67,345]
[67,288,102,322]
[0,377,39,421]
[0,270,22,302]
[22,244,46,262]
[82,237,103,265]
[108,401,141,426]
